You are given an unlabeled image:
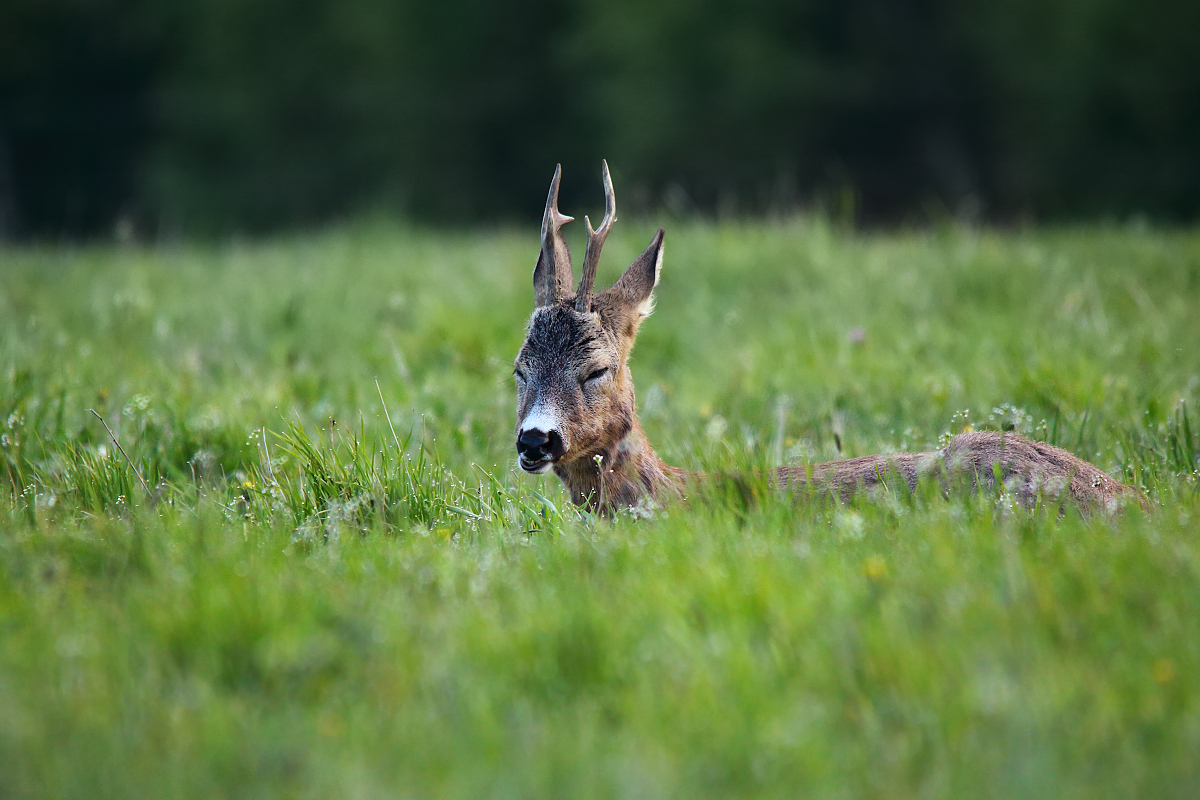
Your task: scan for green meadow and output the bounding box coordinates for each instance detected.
[2,220,1198,798]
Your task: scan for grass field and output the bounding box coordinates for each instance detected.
[2,219,1199,798]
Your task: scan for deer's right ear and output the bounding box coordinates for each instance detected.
[608,228,664,317]
[532,250,555,308]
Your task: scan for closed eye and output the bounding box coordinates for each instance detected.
[581,367,609,385]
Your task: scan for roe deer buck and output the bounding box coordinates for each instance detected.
[513,162,1141,517]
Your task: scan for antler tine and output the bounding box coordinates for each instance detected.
[541,164,574,242]
[575,159,617,313]
[537,164,574,305]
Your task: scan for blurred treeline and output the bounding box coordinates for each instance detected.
[1,0,1198,237]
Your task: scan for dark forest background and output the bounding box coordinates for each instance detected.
[2,0,1198,237]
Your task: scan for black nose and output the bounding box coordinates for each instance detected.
[517,428,564,461]
[518,428,549,451]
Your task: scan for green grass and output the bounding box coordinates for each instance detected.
[2,219,1199,798]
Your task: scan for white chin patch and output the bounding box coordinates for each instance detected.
[520,459,554,475]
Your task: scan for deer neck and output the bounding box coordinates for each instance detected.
[553,419,685,514]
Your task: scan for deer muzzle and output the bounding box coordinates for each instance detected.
[516,425,567,473]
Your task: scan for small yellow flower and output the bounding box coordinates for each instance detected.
[1152,658,1176,684]
[316,711,345,738]
[864,554,888,580]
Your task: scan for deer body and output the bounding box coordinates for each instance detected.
[514,163,1140,517]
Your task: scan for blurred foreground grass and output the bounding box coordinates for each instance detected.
[1,220,1198,798]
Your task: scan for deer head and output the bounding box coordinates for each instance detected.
[514,162,665,484]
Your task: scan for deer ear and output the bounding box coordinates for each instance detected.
[606,228,664,317]
[532,250,553,307]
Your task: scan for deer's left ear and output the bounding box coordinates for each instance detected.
[606,228,664,318]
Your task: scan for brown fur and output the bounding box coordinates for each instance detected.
[515,165,1144,517]
[775,430,1142,515]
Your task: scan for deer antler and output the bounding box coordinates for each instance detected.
[575,160,617,313]
[534,164,575,307]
